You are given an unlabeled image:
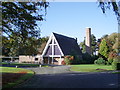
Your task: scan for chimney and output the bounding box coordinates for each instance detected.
[85,27,92,55]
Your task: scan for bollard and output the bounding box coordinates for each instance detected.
[39,65,41,67]
[16,66,18,68]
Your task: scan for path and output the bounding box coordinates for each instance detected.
[25,65,71,74]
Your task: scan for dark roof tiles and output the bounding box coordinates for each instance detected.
[53,32,82,55]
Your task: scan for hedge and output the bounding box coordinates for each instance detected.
[112,62,120,70]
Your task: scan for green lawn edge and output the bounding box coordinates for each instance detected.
[70,64,114,72]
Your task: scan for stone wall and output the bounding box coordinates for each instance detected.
[19,55,42,63]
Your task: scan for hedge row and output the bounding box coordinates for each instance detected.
[1,62,40,67]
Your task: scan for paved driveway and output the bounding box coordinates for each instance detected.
[15,66,120,88]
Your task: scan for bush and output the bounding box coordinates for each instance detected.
[94,60,97,64]
[108,58,113,65]
[71,55,81,64]
[106,61,110,65]
[82,53,93,64]
[112,62,120,70]
[94,57,106,65]
[64,55,74,65]
[61,60,66,65]
[112,57,120,70]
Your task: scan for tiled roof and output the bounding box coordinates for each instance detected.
[53,32,82,55]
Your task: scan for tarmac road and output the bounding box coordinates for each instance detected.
[15,66,120,88]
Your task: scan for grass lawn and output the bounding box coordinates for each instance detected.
[70,64,114,72]
[1,67,34,89]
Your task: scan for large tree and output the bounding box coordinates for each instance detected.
[1,1,49,56]
[2,2,49,38]
[101,33,120,63]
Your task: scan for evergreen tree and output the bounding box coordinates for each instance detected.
[91,34,97,55]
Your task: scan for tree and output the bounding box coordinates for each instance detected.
[91,34,97,55]
[2,2,49,38]
[37,36,49,54]
[98,0,120,24]
[99,39,109,59]
[80,37,86,53]
[2,35,49,56]
[98,33,120,64]
[2,1,49,56]
[2,35,10,56]
[80,34,97,55]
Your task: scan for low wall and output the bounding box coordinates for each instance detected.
[19,55,42,63]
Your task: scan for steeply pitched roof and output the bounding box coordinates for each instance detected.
[53,32,82,55]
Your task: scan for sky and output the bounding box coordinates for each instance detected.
[39,2,118,43]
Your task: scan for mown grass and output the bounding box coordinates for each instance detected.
[1,67,34,89]
[70,64,113,72]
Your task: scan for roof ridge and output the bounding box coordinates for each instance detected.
[52,32,75,40]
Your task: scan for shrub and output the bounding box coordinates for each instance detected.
[94,57,106,65]
[112,57,120,70]
[94,60,97,64]
[64,55,74,65]
[112,61,120,70]
[61,60,66,65]
[71,55,82,64]
[82,53,93,64]
[108,58,113,65]
[106,61,110,65]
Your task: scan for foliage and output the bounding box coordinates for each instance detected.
[91,55,99,62]
[112,62,120,70]
[112,56,120,70]
[108,51,117,64]
[2,35,49,56]
[2,36,11,56]
[98,0,119,15]
[98,39,109,59]
[94,57,106,65]
[98,1,120,25]
[91,34,97,55]
[100,33,120,62]
[2,2,49,56]
[2,2,49,38]
[80,38,86,53]
[80,34,97,55]
[37,36,49,54]
[64,55,74,65]
[82,52,93,64]
[61,60,66,65]
[106,61,110,65]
